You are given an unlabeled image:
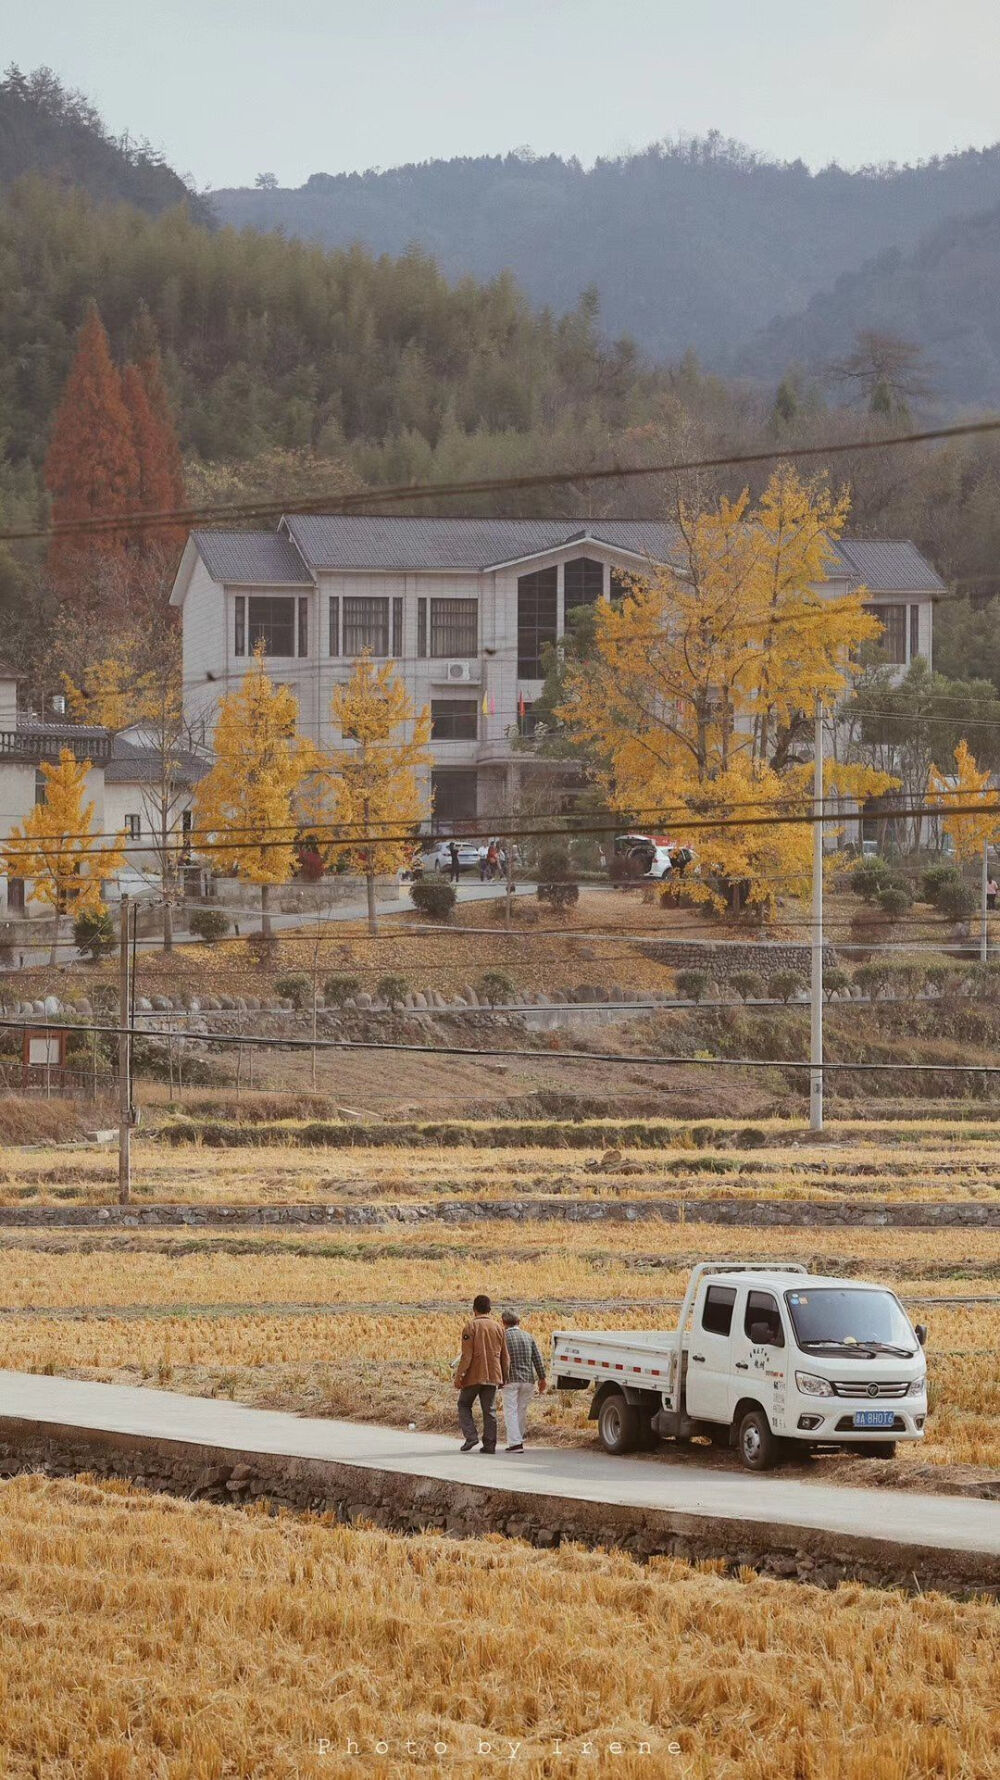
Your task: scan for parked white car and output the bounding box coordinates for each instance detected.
[103,864,164,904]
[425,841,484,874]
[552,1262,928,1470]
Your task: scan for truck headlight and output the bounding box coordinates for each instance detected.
[907,1375,927,1396]
[795,1371,834,1397]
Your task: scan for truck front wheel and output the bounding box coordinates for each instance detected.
[736,1407,778,1472]
[598,1392,640,1455]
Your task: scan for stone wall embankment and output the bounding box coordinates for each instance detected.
[0,1418,995,1598]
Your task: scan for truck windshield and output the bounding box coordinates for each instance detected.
[784,1288,915,1354]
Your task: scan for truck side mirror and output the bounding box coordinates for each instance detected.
[915,1323,927,1347]
[749,1320,773,1345]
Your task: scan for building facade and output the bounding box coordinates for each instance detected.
[0,665,203,920]
[170,518,944,828]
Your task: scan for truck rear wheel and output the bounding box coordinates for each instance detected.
[598,1392,640,1455]
[736,1407,778,1472]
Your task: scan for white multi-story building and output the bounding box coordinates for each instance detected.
[170,518,943,827]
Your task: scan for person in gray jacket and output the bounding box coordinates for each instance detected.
[500,1309,547,1451]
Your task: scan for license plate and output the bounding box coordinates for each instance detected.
[853,1409,896,1429]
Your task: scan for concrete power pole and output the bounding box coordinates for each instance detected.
[810,699,824,1135]
[118,894,132,1204]
[975,840,982,968]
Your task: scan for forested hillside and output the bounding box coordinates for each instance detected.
[211,138,1000,372]
[0,66,208,220]
[0,178,662,477]
[744,201,1000,407]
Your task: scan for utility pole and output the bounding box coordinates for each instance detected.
[810,699,824,1134]
[981,840,989,965]
[118,894,132,1203]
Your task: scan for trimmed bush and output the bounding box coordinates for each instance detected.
[850,856,894,903]
[936,879,977,922]
[536,844,580,911]
[274,972,311,1009]
[188,908,230,944]
[922,863,962,906]
[410,878,456,921]
[878,883,911,917]
[730,971,764,1002]
[478,970,516,1005]
[323,974,360,1006]
[768,970,806,1003]
[72,908,115,961]
[376,973,409,1006]
[854,959,894,1001]
[675,969,709,1003]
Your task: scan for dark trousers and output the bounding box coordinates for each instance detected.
[458,1384,497,1450]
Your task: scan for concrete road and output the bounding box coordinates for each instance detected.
[2,1371,997,1559]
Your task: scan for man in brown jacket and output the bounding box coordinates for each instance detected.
[454,1293,509,1452]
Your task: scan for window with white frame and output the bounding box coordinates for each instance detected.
[233,595,306,658]
[862,603,908,665]
[343,596,390,656]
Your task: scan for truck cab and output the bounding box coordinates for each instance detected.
[685,1268,927,1468]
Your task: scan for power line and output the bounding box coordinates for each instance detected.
[7,415,1000,547]
[1,1013,998,1076]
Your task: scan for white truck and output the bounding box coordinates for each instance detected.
[552,1262,928,1471]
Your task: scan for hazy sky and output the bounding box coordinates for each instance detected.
[7,0,1000,189]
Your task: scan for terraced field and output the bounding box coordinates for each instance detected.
[5,1122,1000,1204]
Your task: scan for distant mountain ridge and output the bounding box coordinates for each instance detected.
[742,199,1000,407]
[210,137,1000,374]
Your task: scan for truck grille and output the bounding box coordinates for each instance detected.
[833,1380,908,1398]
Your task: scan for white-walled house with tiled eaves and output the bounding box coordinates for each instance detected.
[170,518,944,829]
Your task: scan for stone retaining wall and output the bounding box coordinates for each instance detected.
[0,1198,995,1229]
[638,938,839,980]
[1,1418,995,1598]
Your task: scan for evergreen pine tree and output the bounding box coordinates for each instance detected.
[43,302,140,603]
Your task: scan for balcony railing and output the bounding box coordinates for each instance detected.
[0,730,112,765]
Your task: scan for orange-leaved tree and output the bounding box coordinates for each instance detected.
[558,467,892,913]
[318,656,431,934]
[44,303,140,603]
[192,649,315,935]
[1,749,125,962]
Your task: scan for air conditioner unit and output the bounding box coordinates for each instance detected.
[444,660,480,684]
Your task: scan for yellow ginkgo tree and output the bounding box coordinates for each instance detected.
[2,749,126,962]
[558,466,893,912]
[929,740,1000,864]
[318,656,431,934]
[64,627,190,951]
[193,649,315,936]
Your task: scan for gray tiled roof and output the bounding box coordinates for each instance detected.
[281,515,943,590]
[282,515,681,571]
[833,538,945,592]
[192,516,944,593]
[192,530,313,586]
[105,736,209,786]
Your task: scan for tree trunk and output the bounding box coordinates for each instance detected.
[162,896,173,953]
[50,910,63,967]
[366,868,378,937]
[260,881,272,937]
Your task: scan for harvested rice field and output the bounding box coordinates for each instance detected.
[2,1217,997,1474]
[5,1123,1000,1204]
[1,1472,997,1779]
